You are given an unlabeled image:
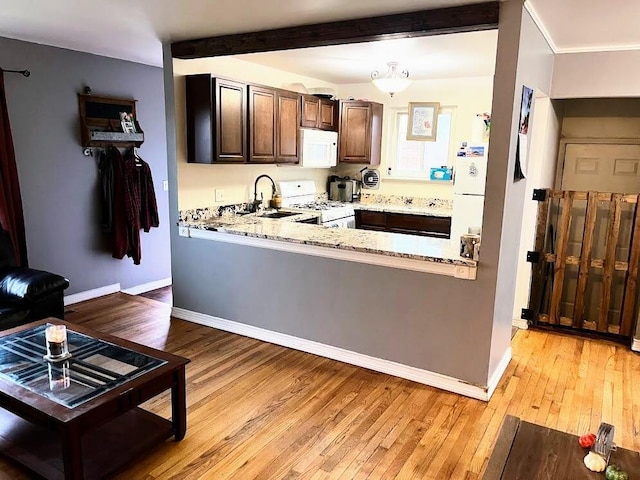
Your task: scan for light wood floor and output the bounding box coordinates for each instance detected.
[1,292,639,479]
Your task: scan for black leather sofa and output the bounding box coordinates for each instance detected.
[0,229,69,331]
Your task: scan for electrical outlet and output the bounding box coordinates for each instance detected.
[162,180,169,191]
[215,189,225,202]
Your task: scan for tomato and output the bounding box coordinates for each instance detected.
[578,433,596,448]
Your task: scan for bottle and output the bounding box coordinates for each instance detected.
[271,194,282,209]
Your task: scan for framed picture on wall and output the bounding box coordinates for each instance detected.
[406,102,440,141]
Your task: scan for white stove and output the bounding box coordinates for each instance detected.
[279,180,355,228]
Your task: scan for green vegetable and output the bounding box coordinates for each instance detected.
[606,464,629,480]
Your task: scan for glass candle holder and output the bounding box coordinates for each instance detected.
[48,362,70,391]
[45,325,68,359]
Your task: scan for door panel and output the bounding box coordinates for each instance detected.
[554,143,640,334]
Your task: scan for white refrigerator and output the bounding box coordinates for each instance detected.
[451,148,488,244]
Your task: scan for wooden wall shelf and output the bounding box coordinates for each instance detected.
[78,93,144,148]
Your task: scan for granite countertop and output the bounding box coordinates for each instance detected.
[180,212,475,267]
[353,202,452,217]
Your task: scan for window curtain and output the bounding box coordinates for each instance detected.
[0,69,28,266]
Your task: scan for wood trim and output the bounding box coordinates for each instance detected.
[598,193,623,332]
[621,198,640,336]
[549,191,574,324]
[573,191,597,328]
[171,306,506,401]
[528,190,550,320]
[171,3,499,58]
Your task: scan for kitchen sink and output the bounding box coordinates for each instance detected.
[259,211,300,219]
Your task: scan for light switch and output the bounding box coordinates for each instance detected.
[215,189,225,202]
[162,180,169,191]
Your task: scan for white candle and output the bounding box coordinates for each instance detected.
[45,325,68,359]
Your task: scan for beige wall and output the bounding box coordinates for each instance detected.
[552,50,640,99]
[336,76,495,200]
[174,56,495,208]
[174,57,340,210]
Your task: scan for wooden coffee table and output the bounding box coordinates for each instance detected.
[0,319,190,480]
[485,415,640,479]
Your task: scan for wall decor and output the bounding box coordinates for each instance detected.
[515,85,533,180]
[407,102,439,141]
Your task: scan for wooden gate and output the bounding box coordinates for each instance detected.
[526,189,640,338]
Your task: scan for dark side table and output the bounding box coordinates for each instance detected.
[484,415,640,479]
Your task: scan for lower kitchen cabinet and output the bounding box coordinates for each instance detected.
[355,210,451,239]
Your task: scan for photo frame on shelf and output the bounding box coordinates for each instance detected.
[407,102,440,141]
[119,112,137,134]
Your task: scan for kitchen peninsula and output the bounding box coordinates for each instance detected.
[178,198,478,279]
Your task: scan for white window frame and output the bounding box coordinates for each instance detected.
[386,106,457,181]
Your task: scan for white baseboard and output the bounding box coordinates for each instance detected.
[171,307,495,401]
[632,338,640,353]
[121,277,172,295]
[486,347,512,399]
[512,318,529,330]
[64,283,121,306]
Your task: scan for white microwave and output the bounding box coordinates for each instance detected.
[299,128,338,168]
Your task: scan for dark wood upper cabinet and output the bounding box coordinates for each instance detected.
[301,95,338,131]
[248,86,300,164]
[215,78,247,163]
[339,101,383,165]
[186,75,301,165]
[319,99,338,131]
[276,90,300,164]
[185,75,246,163]
[248,85,276,163]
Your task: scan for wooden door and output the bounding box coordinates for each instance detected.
[339,101,383,165]
[340,102,371,164]
[185,74,213,164]
[248,85,276,163]
[301,95,319,128]
[276,91,300,164]
[214,78,247,163]
[319,99,338,131]
[556,143,640,333]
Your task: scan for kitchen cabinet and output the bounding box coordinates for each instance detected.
[355,210,451,238]
[301,95,338,131]
[185,75,247,163]
[248,85,300,164]
[339,101,383,165]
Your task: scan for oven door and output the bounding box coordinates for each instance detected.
[323,216,355,229]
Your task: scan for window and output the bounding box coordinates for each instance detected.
[389,108,454,179]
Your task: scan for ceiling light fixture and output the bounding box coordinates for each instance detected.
[371,62,411,97]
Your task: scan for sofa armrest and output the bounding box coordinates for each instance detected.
[0,268,69,303]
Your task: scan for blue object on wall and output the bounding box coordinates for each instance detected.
[430,167,453,181]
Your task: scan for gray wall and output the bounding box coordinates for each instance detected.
[163,0,540,388]
[1,37,171,294]
[487,4,555,377]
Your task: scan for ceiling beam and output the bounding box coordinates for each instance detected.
[171,2,500,59]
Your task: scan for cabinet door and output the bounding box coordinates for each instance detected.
[248,85,276,163]
[301,95,320,128]
[214,78,247,163]
[186,74,213,163]
[276,91,300,164]
[319,99,338,131]
[340,102,371,164]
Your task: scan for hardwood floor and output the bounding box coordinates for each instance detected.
[139,285,173,305]
[1,293,639,479]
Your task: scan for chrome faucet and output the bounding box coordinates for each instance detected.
[253,174,276,211]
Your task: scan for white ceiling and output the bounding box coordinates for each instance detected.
[0,0,638,68]
[237,31,498,84]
